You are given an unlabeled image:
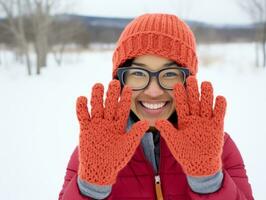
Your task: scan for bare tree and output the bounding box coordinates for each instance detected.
[25,0,55,74]
[0,0,60,75]
[238,0,266,67]
[49,18,89,66]
[0,0,32,75]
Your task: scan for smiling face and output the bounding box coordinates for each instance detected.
[129,54,177,127]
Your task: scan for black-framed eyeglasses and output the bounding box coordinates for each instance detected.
[117,66,190,90]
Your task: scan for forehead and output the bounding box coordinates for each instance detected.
[132,54,176,71]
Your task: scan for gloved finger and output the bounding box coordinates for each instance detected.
[76,96,91,125]
[186,76,200,115]
[115,85,132,131]
[200,81,214,118]
[174,82,189,122]
[91,83,104,119]
[118,121,149,169]
[126,120,149,143]
[213,95,227,124]
[155,119,177,141]
[104,80,121,120]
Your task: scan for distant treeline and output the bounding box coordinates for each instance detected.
[0,14,261,47]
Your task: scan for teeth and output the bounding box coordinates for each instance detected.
[141,102,166,110]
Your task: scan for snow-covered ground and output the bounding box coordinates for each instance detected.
[0,43,265,199]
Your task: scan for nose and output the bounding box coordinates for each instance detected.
[143,77,164,97]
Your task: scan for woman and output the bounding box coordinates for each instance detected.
[59,13,254,200]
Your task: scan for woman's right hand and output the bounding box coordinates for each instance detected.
[76,80,149,185]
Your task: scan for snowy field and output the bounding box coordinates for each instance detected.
[0,43,265,199]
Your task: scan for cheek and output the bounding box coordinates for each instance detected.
[130,92,138,113]
[168,91,176,113]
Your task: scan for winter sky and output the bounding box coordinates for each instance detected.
[63,0,252,25]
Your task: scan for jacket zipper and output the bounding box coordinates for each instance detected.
[139,135,164,200]
[155,135,164,200]
[155,175,164,200]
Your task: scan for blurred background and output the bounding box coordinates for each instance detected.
[0,0,265,199]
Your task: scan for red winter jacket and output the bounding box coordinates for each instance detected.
[59,133,253,200]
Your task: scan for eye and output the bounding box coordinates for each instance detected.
[130,70,146,77]
[163,72,178,77]
[162,71,183,79]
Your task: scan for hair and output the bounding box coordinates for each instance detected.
[119,59,134,68]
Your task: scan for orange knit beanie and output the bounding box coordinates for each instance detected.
[112,13,198,78]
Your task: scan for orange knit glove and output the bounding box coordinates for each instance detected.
[76,80,149,185]
[155,76,227,177]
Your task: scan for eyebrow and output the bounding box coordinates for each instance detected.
[131,61,177,68]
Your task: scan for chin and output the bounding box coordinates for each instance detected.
[147,119,156,127]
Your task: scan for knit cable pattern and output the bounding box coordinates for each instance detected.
[155,76,227,176]
[76,80,149,185]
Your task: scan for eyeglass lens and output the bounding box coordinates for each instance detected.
[123,68,185,90]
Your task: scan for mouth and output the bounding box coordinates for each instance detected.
[139,101,169,116]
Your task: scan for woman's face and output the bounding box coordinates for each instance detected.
[129,54,176,127]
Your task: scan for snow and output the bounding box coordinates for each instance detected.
[0,43,265,199]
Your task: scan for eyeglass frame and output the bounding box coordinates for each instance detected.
[117,65,190,91]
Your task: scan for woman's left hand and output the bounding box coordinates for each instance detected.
[155,76,227,177]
